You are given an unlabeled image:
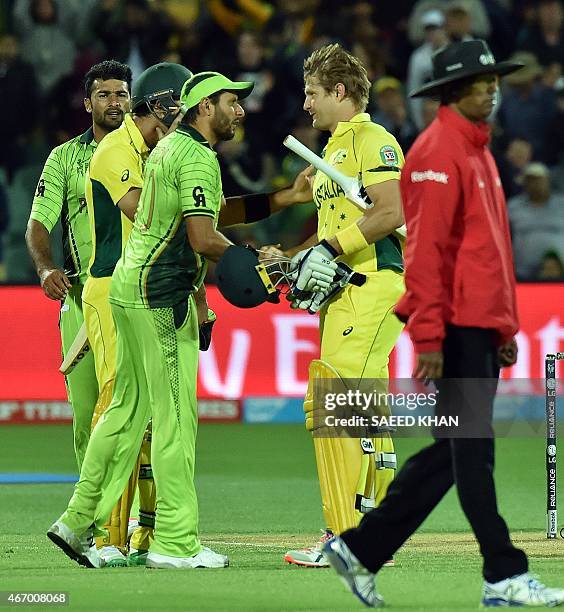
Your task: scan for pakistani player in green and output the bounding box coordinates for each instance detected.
[47,71,266,569]
[26,61,132,470]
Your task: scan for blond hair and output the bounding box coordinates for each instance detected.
[303,43,371,111]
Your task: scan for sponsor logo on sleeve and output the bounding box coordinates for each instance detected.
[35,178,45,197]
[380,145,399,166]
[410,170,449,184]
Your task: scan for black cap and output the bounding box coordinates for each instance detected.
[410,39,524,98]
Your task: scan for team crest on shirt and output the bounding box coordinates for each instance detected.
[328,149,347,165]
[76,160,89,176]
[380,145,398,166]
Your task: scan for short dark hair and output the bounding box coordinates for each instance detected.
[182,91,223,125]
[84,60,132,99]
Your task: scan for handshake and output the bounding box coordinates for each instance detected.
[287,240,366,313]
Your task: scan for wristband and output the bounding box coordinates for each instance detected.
[335,223,369,255]
[242,193,271,223]
[317,239,339,259]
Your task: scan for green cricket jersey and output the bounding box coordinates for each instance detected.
[30,128,96,284]
[110,125,223,309]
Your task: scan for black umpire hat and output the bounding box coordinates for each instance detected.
[410,39,524,98]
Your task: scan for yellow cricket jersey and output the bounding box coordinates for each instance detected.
[313,113,405,274]
[86,114,149,278]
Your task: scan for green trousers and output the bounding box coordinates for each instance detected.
[60,284,98,471]
[61,297,202,558]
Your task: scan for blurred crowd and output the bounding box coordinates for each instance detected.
[0,0,564,282]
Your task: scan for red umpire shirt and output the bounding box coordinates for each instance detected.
[395,106,518,353]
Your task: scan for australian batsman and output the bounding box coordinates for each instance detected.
[26,60,132,471]
[82,62,192,566]
[283,44,406,567]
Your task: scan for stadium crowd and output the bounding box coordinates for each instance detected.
[1,0,564,282]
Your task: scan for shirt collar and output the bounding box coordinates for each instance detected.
[332,112,372,137]
[437,106,491,148]
[124,113,150,157]
[79,127,95,145]
[177,124,213,150]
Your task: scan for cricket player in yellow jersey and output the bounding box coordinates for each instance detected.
[282,44,406,567]
[26,61,132,471]
[83,62,192,566]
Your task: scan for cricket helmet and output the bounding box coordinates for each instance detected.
[216,245,293,308]
[131,62,193,126]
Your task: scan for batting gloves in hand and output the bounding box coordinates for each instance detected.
[288,262,366,314]
[291,240,338,293]
[199,309,216,351]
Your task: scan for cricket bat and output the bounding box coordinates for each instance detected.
[284,135,407,239]
[59,322,90,375]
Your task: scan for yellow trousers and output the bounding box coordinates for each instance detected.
[312,269,405,534]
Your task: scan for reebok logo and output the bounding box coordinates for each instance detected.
[411,170,449,184]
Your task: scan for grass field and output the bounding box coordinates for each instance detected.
[0,424,563,611]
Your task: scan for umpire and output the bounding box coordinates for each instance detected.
[322,40,564,608]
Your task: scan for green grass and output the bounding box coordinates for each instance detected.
[0,424,563,610]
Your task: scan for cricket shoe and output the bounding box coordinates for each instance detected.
[145,547,229,569]
[481,573,564,607]
[323,536,383,608]
[98,545,127,568]
[284,530,333,567]
[128,547,149,567]
[284,530,394,569]
[47,520,104,569]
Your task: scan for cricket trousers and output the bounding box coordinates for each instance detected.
[340,325,528,583]
[60,296,202,558]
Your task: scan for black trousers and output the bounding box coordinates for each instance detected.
[341,326,528,583]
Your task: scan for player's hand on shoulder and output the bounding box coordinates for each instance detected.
[39,268,71,300]
[290,165,315,204]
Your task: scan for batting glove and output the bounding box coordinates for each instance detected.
[288,262,367,314]
[291,240,338,294]
[199,308,216,351]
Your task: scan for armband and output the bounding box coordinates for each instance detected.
[243,193,271,224]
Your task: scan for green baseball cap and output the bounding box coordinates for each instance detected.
[180,71,254,110]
